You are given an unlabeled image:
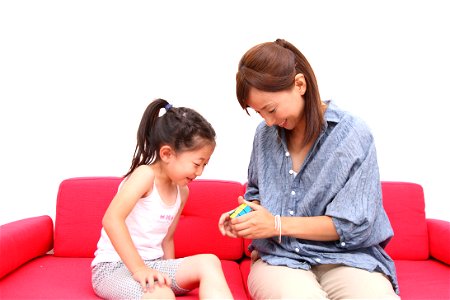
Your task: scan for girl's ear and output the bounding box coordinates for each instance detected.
[159,145,174,162]
[294,73,307,96]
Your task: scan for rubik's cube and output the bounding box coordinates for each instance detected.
[229,203,252,218]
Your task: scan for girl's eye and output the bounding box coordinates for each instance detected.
[268,108,276,113]
[193,163,201,167]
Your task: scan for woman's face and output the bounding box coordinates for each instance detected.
[246,74,306,130]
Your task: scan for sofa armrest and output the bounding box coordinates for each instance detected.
[0,215,54,279]
[427,218,450,265]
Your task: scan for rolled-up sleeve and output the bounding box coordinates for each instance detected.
[325,129,393,250]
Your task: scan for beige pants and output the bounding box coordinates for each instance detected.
[248,259,400,300]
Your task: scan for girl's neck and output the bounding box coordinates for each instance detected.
[151,163,174,187]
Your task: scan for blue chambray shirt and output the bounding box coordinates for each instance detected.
[245,100,399,293]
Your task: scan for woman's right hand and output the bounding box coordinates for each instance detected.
[132,266,172,292]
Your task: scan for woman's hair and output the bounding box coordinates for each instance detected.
[236,39,324,146]
[124,98,216,177]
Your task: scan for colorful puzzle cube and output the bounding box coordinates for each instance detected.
[229,203,252,218]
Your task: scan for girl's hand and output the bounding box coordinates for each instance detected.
[132,266,172,293]
[218,209,238,238]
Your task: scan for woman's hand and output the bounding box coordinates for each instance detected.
[230,198,277,239]
[132,266,172,293]
[219,196,276,239]
[251,249,260,264]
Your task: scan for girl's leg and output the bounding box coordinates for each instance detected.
[141,286,175,299]
[314,264,400,300]
[247,259,328,299]
[92,261,175,299]
[175,254,233,299]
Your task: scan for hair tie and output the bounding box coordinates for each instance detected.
[164,103,173,111]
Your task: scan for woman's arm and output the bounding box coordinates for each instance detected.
[231,200,339,241]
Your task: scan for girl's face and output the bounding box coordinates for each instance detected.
[166,143,215,186]
[246,74,307,130]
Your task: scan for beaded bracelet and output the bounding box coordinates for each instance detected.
[274,214,282,243]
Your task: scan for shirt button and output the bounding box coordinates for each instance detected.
[315,258,321,262]
[291,191,296,196]
[289,210,294,215]
[295,248,300,253]
[289,169,294,175]
[285,152,290,157]
[341,242,346,247]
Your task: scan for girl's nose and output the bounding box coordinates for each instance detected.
[195,166,204,176]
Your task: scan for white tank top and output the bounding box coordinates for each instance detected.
[91,181,181,266]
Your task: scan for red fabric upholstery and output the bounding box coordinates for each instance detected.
[427,218,450,265]
[1,178,449,299]
[175,180,245,260]
[0,215,53,278]
[395,260,450,299]
[382,182,429,260]
[54,177,121,257]
[0,256,100,299]
[0,256,248,300]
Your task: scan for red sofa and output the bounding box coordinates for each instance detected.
[1,177,449,299]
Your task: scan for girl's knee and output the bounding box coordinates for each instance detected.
[194,254,223,273]
[142,285,175,299]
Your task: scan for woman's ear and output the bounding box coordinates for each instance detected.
[295,73,307,95]
[159,145,174,162]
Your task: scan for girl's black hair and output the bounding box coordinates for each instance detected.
[124,98,216,178]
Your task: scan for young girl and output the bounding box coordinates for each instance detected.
[92,99,233,299]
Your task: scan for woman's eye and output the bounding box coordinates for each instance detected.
[193,163,201,167]
[269,108,276,113]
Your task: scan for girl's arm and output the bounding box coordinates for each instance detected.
[162,186,188,259]
[102,165,154,274]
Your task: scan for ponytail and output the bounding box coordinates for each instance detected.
[124,98,216,177]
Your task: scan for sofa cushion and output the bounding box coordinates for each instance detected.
[395,259,450,299]
[0,255,248,299]
[54,177,121,257]
[382,182,429,260]
[174,180,245,260]
[0,256,100,299]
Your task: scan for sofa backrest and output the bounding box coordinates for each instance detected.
[54,177,122,257]
[173,180,245,260]
[382,182,429,260]
[54,177,245,260]
[54,178,429,261]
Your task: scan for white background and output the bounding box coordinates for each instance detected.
[1,0,449,225]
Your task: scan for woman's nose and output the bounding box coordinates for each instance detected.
[264,115,276,127]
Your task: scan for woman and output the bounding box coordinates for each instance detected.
[219,39,399,299]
